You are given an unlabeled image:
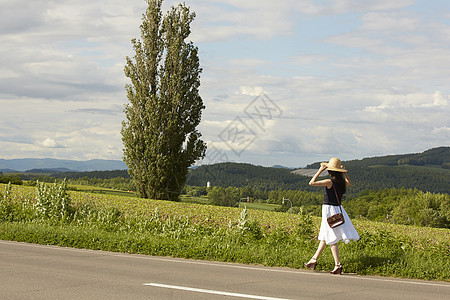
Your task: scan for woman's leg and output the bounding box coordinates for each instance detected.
[305,240,326,270]
[330,243,342,274]
[312,240,327,260]
[330,243,340,265]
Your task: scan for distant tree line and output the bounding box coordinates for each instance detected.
[0,174,22,185]
[345,188,449,228]
[67,177,133,191]
[52,170,130,180]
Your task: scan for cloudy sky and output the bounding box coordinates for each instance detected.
[1,0,449,168]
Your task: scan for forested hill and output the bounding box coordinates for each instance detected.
[11,147,448,195]
[187,163,309,191]
[306,146,450,169]
[187,147,450,194]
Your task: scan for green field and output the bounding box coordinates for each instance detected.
[68,184,282,211]
[69,184,135,196]
[1,183,449,281]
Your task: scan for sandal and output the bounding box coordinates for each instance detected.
[330,263,342,275]
[304,258,318,270]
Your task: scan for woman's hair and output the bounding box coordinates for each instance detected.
[328,171,346,194]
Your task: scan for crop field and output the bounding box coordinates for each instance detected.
[68,184,135,197]
[1,183,449,281]
[69,184,281,211]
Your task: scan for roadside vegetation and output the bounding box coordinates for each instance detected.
[1,183,448,281]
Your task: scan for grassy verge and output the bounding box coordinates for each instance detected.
[1,183,449,281]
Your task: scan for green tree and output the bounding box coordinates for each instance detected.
[208,187,240,207]
[122,0,206,200]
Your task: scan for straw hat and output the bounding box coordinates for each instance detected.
[321,157,347,172]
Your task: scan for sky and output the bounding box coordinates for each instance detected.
[1,0,449,168]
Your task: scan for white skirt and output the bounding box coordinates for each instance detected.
[318,205,360,245]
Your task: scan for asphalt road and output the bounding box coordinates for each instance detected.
[1,240,449,300]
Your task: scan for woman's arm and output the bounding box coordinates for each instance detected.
[343,168,352,187]
[309,164,332,188]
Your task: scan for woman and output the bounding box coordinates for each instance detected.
[304,157,359,274]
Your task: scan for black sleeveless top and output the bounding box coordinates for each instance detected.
[323,179,342,206]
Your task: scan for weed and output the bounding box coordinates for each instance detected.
[34,179,73,223]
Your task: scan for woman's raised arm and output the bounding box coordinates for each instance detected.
[309,164,332,188]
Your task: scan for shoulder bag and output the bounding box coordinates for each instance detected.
[327,183,345,228]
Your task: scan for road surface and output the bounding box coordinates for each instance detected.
[1,240,448,299]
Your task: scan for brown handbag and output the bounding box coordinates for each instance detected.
[327,183,345,228]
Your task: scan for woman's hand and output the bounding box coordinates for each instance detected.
[319,163,328,173]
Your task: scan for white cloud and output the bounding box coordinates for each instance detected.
[40,138,64,148]
[237,86,266,97]
[431,91,448,107]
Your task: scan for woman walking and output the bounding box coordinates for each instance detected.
[304,158,359,274]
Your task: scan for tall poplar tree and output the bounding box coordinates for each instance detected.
[122,0,206,201]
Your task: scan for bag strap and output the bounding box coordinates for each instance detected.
[332,181,343,213]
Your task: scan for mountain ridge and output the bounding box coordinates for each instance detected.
[0,158,127,172]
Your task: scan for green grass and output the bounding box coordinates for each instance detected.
[1,184,449,281]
